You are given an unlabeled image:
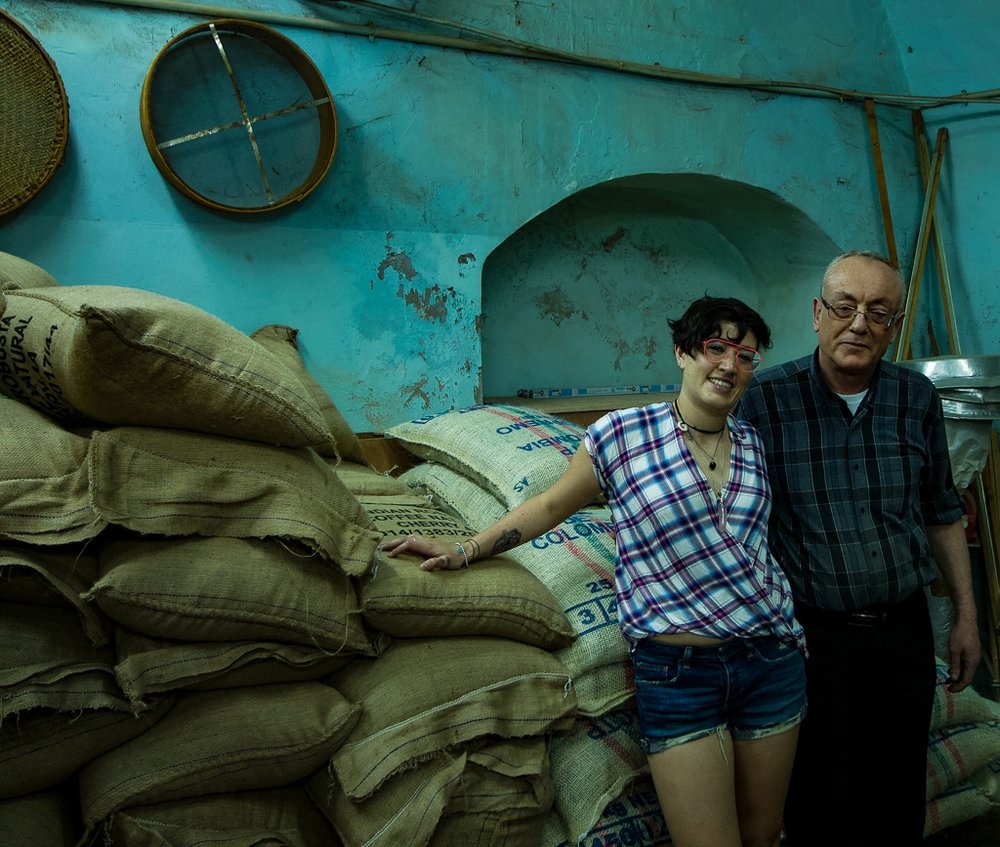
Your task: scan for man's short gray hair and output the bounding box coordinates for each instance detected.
[821,251,907,307]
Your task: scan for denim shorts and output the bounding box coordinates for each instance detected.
[630,635,806,754]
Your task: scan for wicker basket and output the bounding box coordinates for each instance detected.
[0,10,69,217]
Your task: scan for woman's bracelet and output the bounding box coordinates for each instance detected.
[455,542,470,568]
[466,538,481,561]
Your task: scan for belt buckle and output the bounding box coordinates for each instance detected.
[847,611,881,628]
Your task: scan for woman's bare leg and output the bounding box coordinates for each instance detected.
[733,726,800,847]
[646,729,742,847]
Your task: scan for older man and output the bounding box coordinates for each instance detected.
[738,251,980,846]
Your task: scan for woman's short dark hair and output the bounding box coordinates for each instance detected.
[667,295,772,355]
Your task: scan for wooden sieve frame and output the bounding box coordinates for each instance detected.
[139,18,337,214]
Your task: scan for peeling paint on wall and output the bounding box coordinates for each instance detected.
[642,335,658,364]
[378,251,418,281]
[376,237,470,326]
[397,282,453,323]
[607,335,658,372]
[401,376,431,409]
[603,227,627,252]
[377,235,418,282]
[457,252,477,279]
[534,285,576,325]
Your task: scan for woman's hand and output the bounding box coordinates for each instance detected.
[378,533,464,571]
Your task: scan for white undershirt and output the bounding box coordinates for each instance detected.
[838,389,868,415]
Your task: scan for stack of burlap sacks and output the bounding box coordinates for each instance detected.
[0,254,578,847]
[924,658,1000,835]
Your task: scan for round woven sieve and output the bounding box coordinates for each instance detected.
[140,19,337,214]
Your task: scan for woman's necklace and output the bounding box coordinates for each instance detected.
[686,428,727,471]
[688,427,725,471]
[673,400,725,434]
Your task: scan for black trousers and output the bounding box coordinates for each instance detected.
[783,590,936,847]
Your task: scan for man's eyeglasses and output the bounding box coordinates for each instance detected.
[701,338,763,372]
[819,297,899,329]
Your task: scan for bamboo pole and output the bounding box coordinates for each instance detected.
[865,99,899,269]
[894,127,947,362]
[912,111,961,355]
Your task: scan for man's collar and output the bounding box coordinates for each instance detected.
[809,348,884,401]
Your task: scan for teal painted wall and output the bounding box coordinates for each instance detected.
[884,0,999,358]
[1,0,994,431]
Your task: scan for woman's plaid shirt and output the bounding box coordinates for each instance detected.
[584,402,802,646]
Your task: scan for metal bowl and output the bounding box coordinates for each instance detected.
[896,355,1000,389]
[940,398,1000,420]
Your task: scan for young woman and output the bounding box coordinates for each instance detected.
[381,296,805,847]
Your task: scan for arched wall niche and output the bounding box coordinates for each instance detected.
[481,173,841,402]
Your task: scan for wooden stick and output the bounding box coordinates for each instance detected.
[912,111,961,355]
[865,99,899,268]
[895,127,948,362]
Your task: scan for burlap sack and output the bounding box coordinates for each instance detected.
[360,494,575,648]
[309,749,466,847]
[456,737,554,798]
[432,807,550,847]
[433,737,554,847]
[334,459,412,496]
[250,324,365,463]
[400,463,630,716]
[329,635,576,800]
[401,460,508,526]
[361,492,473,536]
[113,628,355,705]
[0,602,128,720]
[87,427,379,576]
[79,681,360,829]
[0,790,77,847]
[0,398,104,545]
[925,760,1000,837]
[542,775,671,846]
[309,736,552,847]
[384,404,586,509]
[0,285,333,447]
[0,251,59,290]
[931,659,1000,730]
[0,542,108,645]
[87,533,379,653]
[926,721,1000,801]
[0,697,172,799]
[104,787,340,847]
[548,707,647,842]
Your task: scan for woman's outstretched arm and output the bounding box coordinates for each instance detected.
[380,446,602,571]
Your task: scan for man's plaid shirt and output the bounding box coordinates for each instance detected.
[738,351,964,611]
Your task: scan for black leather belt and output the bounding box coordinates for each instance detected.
[796,591,922,629]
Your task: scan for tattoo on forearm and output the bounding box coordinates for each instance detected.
[492,528,522,555]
